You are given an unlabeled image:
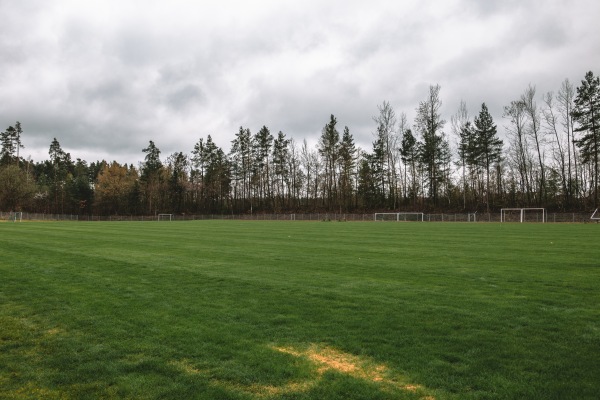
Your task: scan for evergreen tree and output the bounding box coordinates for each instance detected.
[473,103,503,212]
[67,158,94,214]
[167,152,188,213]
[370,125,387,207]
[141,140,164,214]
[47,138,72,213]
[253,126,273,209]
[318,115,340,210]
[203,135,231,212]
[272,131,290,209]
[338,126,357,211]
[572,71,600,206]
[0,126,16,165]
[457,121,477,207]
[229,127,253,212]
[191,138,206,210]
[400,128,420,207]
[357,155,376,209]
[415,84,447,206]
[141,141,163,178]
[0,122,24,166]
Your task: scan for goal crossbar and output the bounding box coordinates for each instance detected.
[501,208,546,223]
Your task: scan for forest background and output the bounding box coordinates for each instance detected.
[1,71,599,216]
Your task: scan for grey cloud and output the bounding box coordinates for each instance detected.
[2,0,600,165]
[165,84,206,111]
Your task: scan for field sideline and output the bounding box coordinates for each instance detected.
[1,221,599,399]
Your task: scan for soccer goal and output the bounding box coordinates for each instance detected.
[158,213,173,221]
[500,208,546,223]
[8,212,23,222]
[374,212,424,222]
[591,209,600,221]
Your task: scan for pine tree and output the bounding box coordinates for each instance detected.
[473,103,503,212]
[400,128,419,207]
[253,126,273,209]
[141,140,163,214]
[203,136,231,212]
[318,115,340,210]
[572,71,600,206]
[167,152,188,213]
[0,122,24,166]
[229,127,253,212]
[415,84,446,205]
[0,126,16,165]
[338,126,357,211]
[272,131,290,209]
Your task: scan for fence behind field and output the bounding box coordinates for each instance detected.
[2,211,598,223]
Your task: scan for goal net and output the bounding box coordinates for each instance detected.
[500,208,546,223]
[374,212,424,222]
[157,213,173,221]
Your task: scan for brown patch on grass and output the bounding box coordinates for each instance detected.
[45,327,62,336]
[273,344,433,398]
[3,382,68,400]
[168,359,205,375]
[166,346,435,399]
[248,381,316,397]
[274,345,384,382]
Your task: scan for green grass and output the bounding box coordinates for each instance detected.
[0,221,599,399]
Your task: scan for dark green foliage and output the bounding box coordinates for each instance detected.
[474,103,503,211]
[400,128,419,206]
[141,140,163,179]
[230,127,253,212]
[141,140,164,214]
[253,126,274,210]
[0,122,24,166]
[338,126,357,211]
[415,85,449,205]
[572,71,600,205]
[318,115,340,210]
[203,135,232,212]
[272,131,290,210]
[167,152,188,213]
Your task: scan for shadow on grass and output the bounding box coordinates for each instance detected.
[1,309,436,399]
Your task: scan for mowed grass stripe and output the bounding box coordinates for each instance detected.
[1,221,599,399]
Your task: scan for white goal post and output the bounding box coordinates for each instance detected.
[500,208,546,223]
[374,212,424,222]
[8,212,23,222]
[591,209,600,221]
[157,213,173,221]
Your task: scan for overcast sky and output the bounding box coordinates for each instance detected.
[1,0,599,165]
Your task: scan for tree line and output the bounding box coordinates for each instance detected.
[1,71,599,215]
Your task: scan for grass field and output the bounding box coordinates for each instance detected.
[0,220,599,399]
